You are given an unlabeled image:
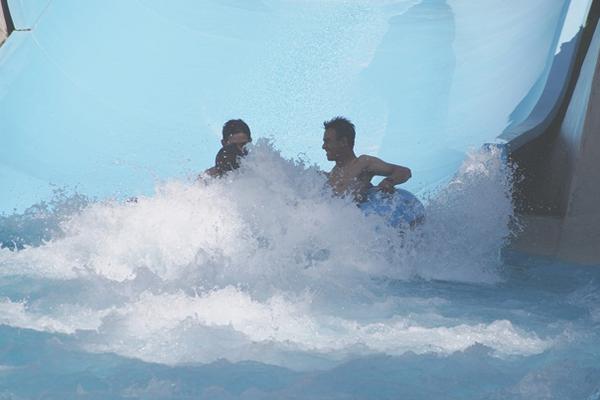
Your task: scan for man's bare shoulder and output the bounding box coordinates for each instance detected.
[357,154,383,167]
[357,154,381,160]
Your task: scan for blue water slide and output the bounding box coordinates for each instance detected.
[499,1,600,264]
[497,0,596,149]
[0,0,584,214]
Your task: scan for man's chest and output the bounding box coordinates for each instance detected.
[331,164,370,186]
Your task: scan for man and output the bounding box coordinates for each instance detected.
[322,116,411,202]
[204,119,252,177]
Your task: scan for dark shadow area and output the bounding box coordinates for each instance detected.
[509,30,582,214]
[1,0,14,35]
[509,0,600,216]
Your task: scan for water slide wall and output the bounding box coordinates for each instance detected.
[1,1,599,266]
[0,0,13,45]
[503,0,600,265]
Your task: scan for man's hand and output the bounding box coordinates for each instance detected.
[361,155,412,190]
[376,177,396,193]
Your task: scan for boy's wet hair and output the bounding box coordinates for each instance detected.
[215,143,246,175]
[323,116,355,148]
[222,119,252,142]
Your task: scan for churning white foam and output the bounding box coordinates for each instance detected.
[0,140,549,369]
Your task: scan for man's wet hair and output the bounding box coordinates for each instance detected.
[323,116,355,148]
[222,119,252,142]
[214,143,246,175]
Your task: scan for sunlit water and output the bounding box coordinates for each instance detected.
[1,141,599,399]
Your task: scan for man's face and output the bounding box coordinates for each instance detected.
[223,132,251,147]
[322,128,346,161]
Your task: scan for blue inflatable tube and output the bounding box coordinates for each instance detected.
[359,188,425,228]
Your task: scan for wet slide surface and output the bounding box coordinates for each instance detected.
[1,0,572,212]
[1,1,600,399]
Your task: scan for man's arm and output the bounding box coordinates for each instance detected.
[360,155,411,193]
[196,166,220,183]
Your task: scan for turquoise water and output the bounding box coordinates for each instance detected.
[1,143,599,399]
[1,260,599,399]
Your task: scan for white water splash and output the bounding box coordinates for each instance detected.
[0,141,543,370]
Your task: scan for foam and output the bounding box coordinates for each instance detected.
[0,141,543,369]
[80,287,552,367]
[0,298,106,334]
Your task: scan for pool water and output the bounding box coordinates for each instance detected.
[1,143,599,399]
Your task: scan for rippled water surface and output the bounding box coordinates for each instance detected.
[1,143,599,399]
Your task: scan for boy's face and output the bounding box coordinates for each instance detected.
[223,132,251,147]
